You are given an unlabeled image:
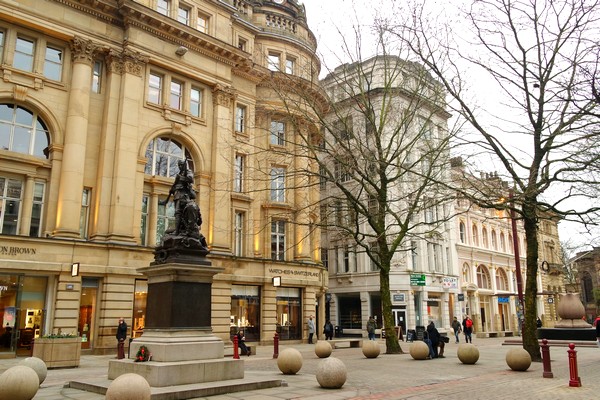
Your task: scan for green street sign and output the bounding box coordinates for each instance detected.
[410,274,426,286]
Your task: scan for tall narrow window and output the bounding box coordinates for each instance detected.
[234,154,244,193]
[0,178,22,235]
[30,182,45,237]
[44,46,62,81]
[157,0,170,16]
[321,248,329,270]
[14,37,35,72]
[80,188,91,239]
[270,121,285,146]
[177,6,190,25]
[271,220,285,260]
[140,195,148,246]
[0,31,5,63]
[285,57,295,74]
[267,53,280,71]
[410,241,418,270]
[459,222,466,243]
[190,87,202,117]
[235,105,246,133]
[238,38,247,51]
[197,13,208,33]
[270,167,285,202]
[169,79,183,110]
[148,73,163,105]
[92,61,102,94]
[157,197,175,245]
[234,211,244,257]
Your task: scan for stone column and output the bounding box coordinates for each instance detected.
[19,175,35,235]
[54,37,100,238]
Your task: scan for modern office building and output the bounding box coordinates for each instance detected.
[0,0,326,357]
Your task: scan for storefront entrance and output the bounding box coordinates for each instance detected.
[78,277,99,349]
[275,287,301,340]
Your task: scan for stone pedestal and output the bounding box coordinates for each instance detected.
[107,261,244,387]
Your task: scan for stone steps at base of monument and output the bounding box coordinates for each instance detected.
[502,338,598,348]
[69,373,283,400]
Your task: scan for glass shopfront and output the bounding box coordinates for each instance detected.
[275,287,301,340]
[0,274,47,356]
[230,285,260,341]
[78,277,98,349]
[132,279,147,338]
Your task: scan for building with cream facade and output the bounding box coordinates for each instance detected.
[0,0,326,357]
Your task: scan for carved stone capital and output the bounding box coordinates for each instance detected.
[212,84,235,108]
[106,48,148,76]
[70,37,102,64]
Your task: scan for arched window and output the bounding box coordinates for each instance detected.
[459,221,466,243]
[581,272,594,304]
[462,262,471,283]
[508,234,514,253]
[482,227,488,248]
[476,265,491,289]
[491,229,497,250]
[496,268,509,291]
[144,137,193,177]
[500,232,506,252]
[0,103,49,158]
[472,224,479,246]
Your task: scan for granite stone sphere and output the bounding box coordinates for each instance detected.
[315,340,333,358]
[0,365,40,400]
[277,348,303,375]
[316,357,347,389]
[409,340,430,360]
[506,347,532,371]
[19,357,47,385]
[457,343,480,364]
[362,340,381,358]
[106,373,151,400]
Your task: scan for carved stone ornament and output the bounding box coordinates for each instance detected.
[106,48,148,76]
[212,84,235,107]
[70,37,101,64]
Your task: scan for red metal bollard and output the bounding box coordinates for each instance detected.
[541,339,553,378]
[233,334,240,359]
[567,343,581,387]
[273,332,279,359]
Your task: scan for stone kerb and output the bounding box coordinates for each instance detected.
[315,341,332,358]
[0,365,40,400]
[316,357,347,389]
[277,348,303,375]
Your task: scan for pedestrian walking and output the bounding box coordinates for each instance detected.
[307,315,316,344]
[367,316,377,340]
[451,316,462,343]
[462,315,473,343]
[323,319,334,340]
[116,317,127,359]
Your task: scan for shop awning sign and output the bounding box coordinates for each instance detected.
[410,274,426,286]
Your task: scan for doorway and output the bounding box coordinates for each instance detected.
[78,278,99,349]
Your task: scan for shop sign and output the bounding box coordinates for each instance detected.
[410,274,426,286]
[392,293,405,302]
[458,293,465,301]
[442,277,458,289]
[0,246,37,256]
[498,296,509,303]
[268,267,320,278]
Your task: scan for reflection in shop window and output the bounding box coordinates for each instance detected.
[230,285,260,341]
[133,280,147,338]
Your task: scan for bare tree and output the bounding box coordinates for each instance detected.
[389,0,600,360]
[265,27,457,353]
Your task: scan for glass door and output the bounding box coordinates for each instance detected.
[79,278,99,349]
[0,275,19,355]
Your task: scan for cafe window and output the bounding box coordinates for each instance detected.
[276,287,301,340]
[230,285,261,341]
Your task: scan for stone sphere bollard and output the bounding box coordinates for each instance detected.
[0,365,40,400]
[316,357,347,388]
[277,348,303,375]
[409,340,430,360]
[315,341,332,358]
[106,373,151,400]
[362,340,380,358]
[506,347,532,371]
[457,343,479,364]
[19,357,47,385]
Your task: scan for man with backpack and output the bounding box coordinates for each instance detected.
[462,316,473,343]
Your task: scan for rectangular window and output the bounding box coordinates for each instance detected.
[343,246,350,272]
[157,0,170,16]
[285,57,295,74]
[0,31,4,63]
[190,87,202,117]
[270,121,285,146]
[43,46,62,81]
[169,79,183,110]
[132,280,148,337]
[268,53,280,71]
[156,197,175,245]
[321,248,329,270]
[234,211,244,257]
[14,37,35,72]
[270,167,285,202]
[79,188,91,239]
[177,6,190,25]
[29,182,44,237]
[370,242,380,271]
[411,241,418,271]
[92,61,102,94]
[234,154,244,193]
[197,13,208,33]
[148,73,163,105]
[140,195,148,246]
[235,105,246,133]
[231,285,261,341]
[238,38,247,51]
[0,178,22,235]
[271,220,285,260]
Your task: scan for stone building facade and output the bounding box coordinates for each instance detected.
[0,0,326,357]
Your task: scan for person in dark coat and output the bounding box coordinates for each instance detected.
[323,320,334,340]
[116,317,127,359]
[237,330,250,356]
[426,321,441,358]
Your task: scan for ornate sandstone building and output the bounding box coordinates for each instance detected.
[0,0,326,356]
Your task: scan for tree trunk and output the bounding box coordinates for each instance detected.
[522,201,541,361]
[380,265,402,353]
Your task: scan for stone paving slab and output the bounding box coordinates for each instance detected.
[1,337,599,399]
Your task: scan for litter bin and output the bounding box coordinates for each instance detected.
[334,326,343,338]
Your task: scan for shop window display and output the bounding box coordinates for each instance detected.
[230,285,260,341]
